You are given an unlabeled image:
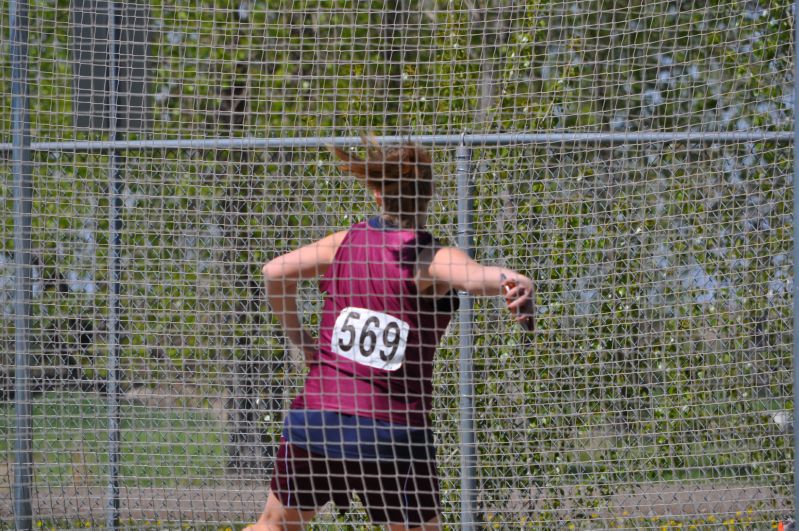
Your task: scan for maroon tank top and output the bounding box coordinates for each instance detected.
[291,216,458,427]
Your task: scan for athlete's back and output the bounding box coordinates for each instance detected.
[294,216,457,427]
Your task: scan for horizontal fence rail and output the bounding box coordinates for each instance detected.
[0,131,795,154]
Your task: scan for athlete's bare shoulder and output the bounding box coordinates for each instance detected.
[262,229,349,281]
[319,229,350,248]
[297,229,350,267]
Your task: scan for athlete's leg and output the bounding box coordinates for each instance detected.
[250,438,336,531]
[386,515,441,531]
[359,457,441,530]
[244,492,317,531]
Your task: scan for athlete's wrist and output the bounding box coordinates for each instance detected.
[299,330,318,364]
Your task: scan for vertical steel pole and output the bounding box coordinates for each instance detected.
[456,142,477,530]
[106,1,122,528]
[10,0,34,525]
[793,0,799,522]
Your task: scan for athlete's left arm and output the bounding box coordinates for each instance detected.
[262,230,348,363]
[415,245,534,320]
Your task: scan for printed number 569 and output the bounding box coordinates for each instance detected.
[332,308,409,371]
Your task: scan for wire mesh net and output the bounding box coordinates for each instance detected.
[1,0,795,528]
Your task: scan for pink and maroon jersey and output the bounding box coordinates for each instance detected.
[291,216,458,427]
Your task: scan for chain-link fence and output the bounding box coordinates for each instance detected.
[2,0,796,528]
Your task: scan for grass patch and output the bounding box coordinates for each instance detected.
[1,390,227,488]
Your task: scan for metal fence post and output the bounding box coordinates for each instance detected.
[10,0,34,525]
[456,141,477,530]
[793,0,799,523]
[106,1,122,528]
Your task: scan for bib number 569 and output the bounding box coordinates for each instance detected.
[331,307,409,371]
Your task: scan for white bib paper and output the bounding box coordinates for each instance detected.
[331,307,410,371]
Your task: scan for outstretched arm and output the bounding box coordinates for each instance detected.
[416,246,534,322]
[262,230,348,363]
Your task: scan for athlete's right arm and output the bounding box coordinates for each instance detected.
[262,230,349,364]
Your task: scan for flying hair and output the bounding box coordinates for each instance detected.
[329,135,434,228]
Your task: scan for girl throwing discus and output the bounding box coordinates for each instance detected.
[245,138,534,531]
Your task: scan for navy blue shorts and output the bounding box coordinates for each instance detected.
[270,411,440,525]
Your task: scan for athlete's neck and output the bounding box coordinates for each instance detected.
[381,213,425,230]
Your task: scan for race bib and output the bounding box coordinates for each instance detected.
[331,307,410,371]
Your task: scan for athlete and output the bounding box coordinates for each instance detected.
[245,139,534,531]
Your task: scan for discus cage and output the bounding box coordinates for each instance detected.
[2,1,798,529]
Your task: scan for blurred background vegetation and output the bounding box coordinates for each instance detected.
[0,0,795,527]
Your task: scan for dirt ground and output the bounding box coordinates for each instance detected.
[0,482,789,525]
